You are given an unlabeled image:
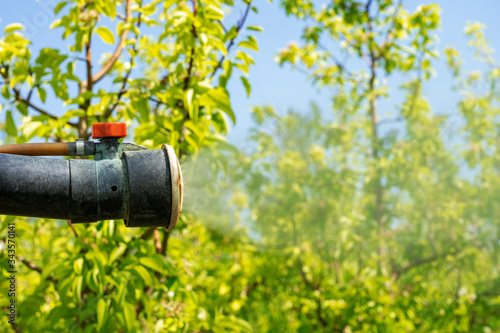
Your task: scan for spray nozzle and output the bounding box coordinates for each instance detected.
[0,122,183,229]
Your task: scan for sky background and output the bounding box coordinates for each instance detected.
[1,0,500,147]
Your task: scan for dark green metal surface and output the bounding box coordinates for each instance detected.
[0,138,177,229]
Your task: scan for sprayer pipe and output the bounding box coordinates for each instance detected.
[0,142,95,156]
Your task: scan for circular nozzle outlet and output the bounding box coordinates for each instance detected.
[162,144,183,230]
[92,122,127,139]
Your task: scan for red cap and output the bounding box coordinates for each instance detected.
[92,122,127,139]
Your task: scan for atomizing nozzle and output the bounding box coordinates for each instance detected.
[0,122,184,230]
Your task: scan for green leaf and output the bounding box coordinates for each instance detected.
[133,265,154,285]
[6,111,17,136]
[123,302,136,332]
[54,2,68,15]
[205,5,225,20]
[134,98,150,122]
[49,19,63,30]
[139,255,170,275]
[103,1,117,18]
[208,88,235,124]
[16,102,28,116]
[73,276,83,304]
[109,243,127,264]
[37,87,47,103]
[214,139,239,154]
[95,27,115,45]
[240,76,251,97]
[97,298,107,331]
[73,258,84,275]
[4,23,24,34]
[238,36,258,52]
[184,89,196,122]
[247,25,264,32]
[1,85,10,99]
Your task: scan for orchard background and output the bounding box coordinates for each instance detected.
[1,0,500,332]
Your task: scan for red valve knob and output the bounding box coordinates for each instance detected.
[92,122,127,139]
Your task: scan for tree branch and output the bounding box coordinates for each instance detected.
[317,42,351,76]
[297,259,326,327]
[91,0,132,85]
[393,248,463,280]
[243,280,260,298]
[217,20,227,33]
[210,1,252,79]
[12,87,78,127]
[177,0,199,157]
[103,8,142,119]
[154,229,162,254]
[67,220,79,237]
[379,0,403,58]
[161,229,170,256]
[86,34,93,91]
[19,257,57,282]
[1,68,77,128]
[377,116,404,126]
[149,96,166,105]
[183,0,198,90]
[19,257,42,273]
[78,32,93,139]
[139,227,156,240]
[365,0,387,276]
[297,259,319,290]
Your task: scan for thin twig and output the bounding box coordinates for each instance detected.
[103,8,143,119]
[91,0,132,85]
[161,229,169,256]
[19,257,42,273]
[85,34,93,91]
[183,0,198,90]
[393,248,463,280]
[317,42,350,75]
[154,229,162,254]
[379,0,403,58]
[377,117,404,125]
[178,0,199,157]
[12,87,78,127]
[210,1,252,79]
[149,96,166,105]
[2,66,77,128]
[19,257,57,282]
[140,227,156,240]
[217,20,227,33]
[67,220,79,237]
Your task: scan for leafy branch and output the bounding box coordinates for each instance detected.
[0,68,78,128]
[102,5,143,120]
[18,256,57,283]
[297,259,327,327]
[210,1,252,79]
[90,0,132,85]
[393,248,463,280]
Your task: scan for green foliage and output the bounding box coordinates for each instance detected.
[0,0,260,331]
[233,1,498,331]
[0,0,500,332]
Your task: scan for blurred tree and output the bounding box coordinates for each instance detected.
[1,0,500,332]
[230,0,500,331]
[0,0,261,331]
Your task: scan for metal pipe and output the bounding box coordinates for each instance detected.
[0,145,183,229]
[0,141,95,156]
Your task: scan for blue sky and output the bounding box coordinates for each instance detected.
[1,0,500,147]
